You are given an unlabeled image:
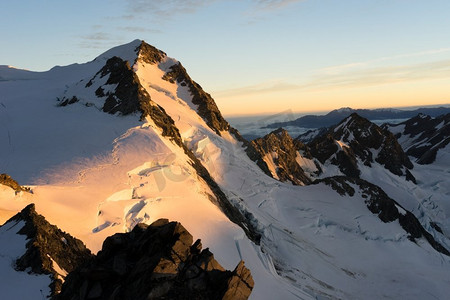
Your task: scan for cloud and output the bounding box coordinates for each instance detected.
[124,0,215,19]
[253,0,304,11]
[77,31,125,50]
[81,32,113,41]
[214,80,300,97]
[118,26,162,34]
[122,0,304,21]
[308,59,450,90]
[214,59,450,97]
[319,48,450,75]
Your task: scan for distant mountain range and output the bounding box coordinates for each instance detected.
[265,106,450,129]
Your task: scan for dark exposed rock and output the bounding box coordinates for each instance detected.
[0,173,30,193]
[58,96,80,107]
[135,41,166,65]
[309,113,415,182]
[308,133,361,178]
[144,102,185,147]
[383,113,450,164]
[1,204,93,296]
[251,128,312,185]
[162,62,230,135]
[96,56,149,116]
[57,219,253,300]
[314,176,449,256]
[314,176,355,197]
[430,221,444,234]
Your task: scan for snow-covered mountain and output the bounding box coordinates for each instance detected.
[264,106,450,129]
[251,114,416,186]
[383,113,450,164]
[1,40,450,299]
[309,113,416,182]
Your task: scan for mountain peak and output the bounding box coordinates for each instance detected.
[91,39,167,68]
[333,113,375,136]
[93,39,142,66]
[136,40,167,65]
[309,113,415,181]
[251,128,312,185]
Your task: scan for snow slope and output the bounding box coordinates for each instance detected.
[1,40,449,299]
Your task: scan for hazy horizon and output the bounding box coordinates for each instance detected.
[224,102,450,118]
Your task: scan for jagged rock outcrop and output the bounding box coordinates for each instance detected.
[57,219,253,300]
[314,176,450,256]
[94,56,149,116]
[0,173,30,193]
[309,113,416,182]
[162,62,230,135]
[1,204,93,296]
[383,113,450,164]
[135,41,166,65]
[251,128,312,185]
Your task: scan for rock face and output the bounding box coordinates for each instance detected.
[162,62,230,135]
[136,41,166,65]
[1,204,93,296]
[57,219,254,300]
[314,176,450,256]
[309,113,416,182]
[0,173,30,193]
[251,128,312,185]
[93,56,150,116]
[383,113,450,164]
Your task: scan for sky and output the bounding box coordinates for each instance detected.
[1,0,450,116]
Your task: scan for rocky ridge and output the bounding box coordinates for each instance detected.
[251,128,312,185]
[0,173,30,193]
[57,219,253,300]
[1,204,93,296]
[162,62,230,135]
